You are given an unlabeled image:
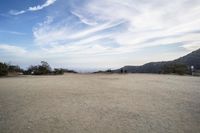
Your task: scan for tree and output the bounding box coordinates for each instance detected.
[23,61,53,75]
[37,61,51,75]
[23,65,38,75]
[8,65,22,72]
[0,62,8,76]
[41,61,51,71]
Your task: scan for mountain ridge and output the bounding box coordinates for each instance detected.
[112,48,200,74]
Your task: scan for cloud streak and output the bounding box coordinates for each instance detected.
[9,0,57,15]
[0,30,26,35]
[71,11,98,26]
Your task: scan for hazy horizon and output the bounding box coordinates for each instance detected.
[1,0,200,71]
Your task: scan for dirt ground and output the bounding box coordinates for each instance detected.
[0,74,200,133]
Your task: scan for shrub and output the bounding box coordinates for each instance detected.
[106,69,112,73]
[53,69,64,75]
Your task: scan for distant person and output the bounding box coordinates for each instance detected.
[120,69,123,73]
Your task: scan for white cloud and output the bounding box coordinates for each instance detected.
[28,0,57,11]
[0,44,27,55]
[182,43,200,51]
[9,0,57,15]
[3,0,200,70]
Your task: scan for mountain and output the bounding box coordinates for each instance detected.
[174,48,200,69]
[112,48,200,74]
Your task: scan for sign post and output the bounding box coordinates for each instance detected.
[191,66,194,75]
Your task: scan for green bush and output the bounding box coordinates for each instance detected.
[53,69,64,75]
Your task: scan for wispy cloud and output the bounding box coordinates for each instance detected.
[9,0,57,15]
[0,30,26,35]
[33,16,124,45]
[28,0,56,11]
[0,44,27,55]
[71,11,98,26]
[9,10,26,15]
[33,0,200,54]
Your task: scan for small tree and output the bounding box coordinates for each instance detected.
[54,69,64,75]
[41,61,51,71]
[37,61,51,75]
[0,62,8,76]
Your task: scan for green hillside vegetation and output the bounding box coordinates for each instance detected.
[161,63,189,75]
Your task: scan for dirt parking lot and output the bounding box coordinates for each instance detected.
[0,74,200,133]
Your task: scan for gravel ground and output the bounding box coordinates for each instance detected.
[0,74,200,133]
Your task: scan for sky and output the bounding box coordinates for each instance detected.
[0,0,200,71]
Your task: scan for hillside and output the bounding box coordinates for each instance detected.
[112,48,200,74]
[174,49,200,69]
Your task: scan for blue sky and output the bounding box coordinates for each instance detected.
[0,0,200,71]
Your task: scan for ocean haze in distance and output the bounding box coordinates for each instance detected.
[0,0,200,71]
